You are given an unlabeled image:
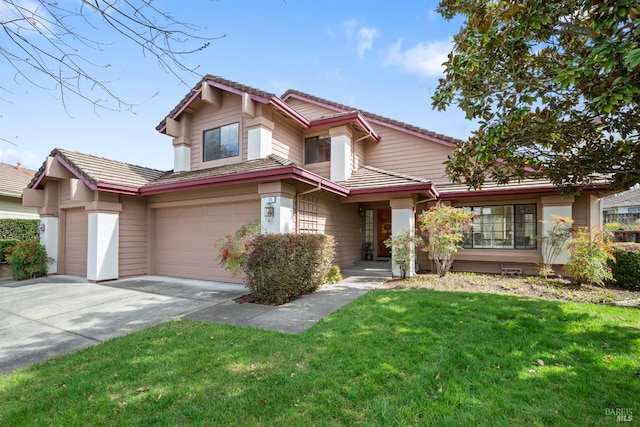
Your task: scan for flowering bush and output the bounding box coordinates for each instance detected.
[564,227,615,287]
[215,222,261,277]
[383,228,423,279]
[537,214,574,278]
[418,204,475,277]
[5,240,51,280]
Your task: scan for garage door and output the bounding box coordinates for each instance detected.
[154,201,259,280]
[64,208,88,276]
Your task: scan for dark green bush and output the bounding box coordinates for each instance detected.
[245,234,335,305]
[0,219,39,240]
[5,240,50,280]
[607,243,640,290]
[0,239,20,263]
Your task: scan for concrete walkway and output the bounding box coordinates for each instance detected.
[0,262,391,375]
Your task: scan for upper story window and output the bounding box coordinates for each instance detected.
[462,204,537,249]
[203,122,239,162]
[305,134,331,164]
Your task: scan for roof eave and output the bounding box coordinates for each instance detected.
[308,112,381,142]
[140,166,350,197]
[348,183,435,197]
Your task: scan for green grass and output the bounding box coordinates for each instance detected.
[1,290,639,426]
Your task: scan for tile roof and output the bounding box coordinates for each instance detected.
[145,155,294,188]
[0,162,35,197]
[33,149,168,189]
[602,188,640,208]
[281,89,464,146]
[341,166,431,190]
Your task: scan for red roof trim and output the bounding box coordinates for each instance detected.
[438,187,560,200]
[96,183,141,196]
[349,183,436,197]
[269,97,310,128]
[53,154,98,190]
[309,112,381,142]
[158,88,203,134]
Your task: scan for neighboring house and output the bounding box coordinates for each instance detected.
[24,76,611,282]
[0,162,38,220]
[602,187,640,224]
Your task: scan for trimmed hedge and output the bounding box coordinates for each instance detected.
[0,219,39,241]
[245,233,335,305]
[0,239,20,263]
[608,243,640,290]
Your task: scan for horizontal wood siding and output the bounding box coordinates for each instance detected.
[189,94,245,171]
[364,124,452,182]
[354,140,366,170]
[316,193,362,267]
[119,196,149,277]
[284,98,338,121]
[304,161,331,180]
[272,114,303,163]
[148,184,259,206]
[0,197,38,219]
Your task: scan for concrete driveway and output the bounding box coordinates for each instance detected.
[0,275,248,375]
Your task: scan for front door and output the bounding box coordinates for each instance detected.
[377,208,392,257]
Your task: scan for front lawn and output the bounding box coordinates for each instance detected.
[1,288,638,426]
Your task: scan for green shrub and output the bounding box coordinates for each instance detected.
[245,234,335,305]
[564,227,615,286]
[603,222,623,232]
[326,265,343,283]
[0,239,20,263]
[0,219,39,240]
[608,243,640,290]
[5,240,51,280]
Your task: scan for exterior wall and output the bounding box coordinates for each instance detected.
[303,161,331,180]
[272,113,303,163]
[363,124,452,182]
[0,196,38,219]
[119,196,149,277]
[315,192,362,267]
[189,94,247,171]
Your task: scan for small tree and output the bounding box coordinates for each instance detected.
[418,205,475,277]
[215,222,261,277]
[565,227,615,287]
[538,215,574,278]
[383,228,423,279]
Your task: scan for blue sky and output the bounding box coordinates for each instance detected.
[0,0,471,171]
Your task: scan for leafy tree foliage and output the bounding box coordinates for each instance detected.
[433,0,640,193]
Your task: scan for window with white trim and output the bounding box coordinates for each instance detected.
[203,122,239,162]
[463,204,537,249]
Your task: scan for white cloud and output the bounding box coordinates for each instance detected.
[384,38,453,78]
[357,27,379,58]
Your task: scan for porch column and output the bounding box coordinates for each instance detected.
[330,126,353,182]
[390,198,416,278]
[39,216,59,274]
[86,202,122,282]
[540,195,574,265]
[258,182,295,234]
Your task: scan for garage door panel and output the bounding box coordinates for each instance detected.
[154,201,259,280]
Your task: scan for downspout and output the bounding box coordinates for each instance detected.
[296,183,322,233]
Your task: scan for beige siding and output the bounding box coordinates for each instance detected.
[189,93,246,171]
[119,196,149,277]
[572,194,591,228]
[149,184,258,207]
[315,192,362,267]
[0,196,38,219]
[272,114,303,163]
[284,98,338,121]
[304,161,331,180]
[364,124,452,182]
[64,208,88,276]
[354,140,366,170]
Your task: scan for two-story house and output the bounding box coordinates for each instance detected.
[23,76,610,282]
